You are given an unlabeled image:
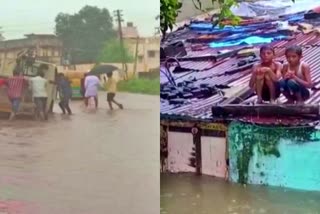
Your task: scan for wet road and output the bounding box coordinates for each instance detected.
[0,93,159,214]
[161,173,320,214]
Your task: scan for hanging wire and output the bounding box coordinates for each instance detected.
[161,57,180,86]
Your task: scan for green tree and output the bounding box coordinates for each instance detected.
[97,39,134,63]
[160,0,239,39]
[160,0,183,40]
[55,5,116,64]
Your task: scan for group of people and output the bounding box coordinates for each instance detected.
[0,69,124,121]
[80,72,123,110]
[0,69,73,121]
[249,45,313,104]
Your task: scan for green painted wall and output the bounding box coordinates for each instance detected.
[228,121,320,190]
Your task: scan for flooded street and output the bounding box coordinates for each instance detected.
[161,173,320,214]
[0,93,159,214]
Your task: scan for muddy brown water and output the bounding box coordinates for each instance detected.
[161,173,320,214]
[0,93,159,214]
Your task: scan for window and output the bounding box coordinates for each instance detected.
[138,55,144,63]
[147,50,156,58]
[42,49,48,57]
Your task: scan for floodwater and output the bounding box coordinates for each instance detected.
[161,173,320,214]
[0,93,159,214]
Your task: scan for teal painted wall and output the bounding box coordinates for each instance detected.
[228,121,320,191]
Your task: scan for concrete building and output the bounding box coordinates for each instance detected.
[122,22,160,73]
[0,34,63,74]
[58,23,159,78]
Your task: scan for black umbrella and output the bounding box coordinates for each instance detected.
[89,64,119,76]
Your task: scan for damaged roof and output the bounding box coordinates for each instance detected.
[160,13,320,125]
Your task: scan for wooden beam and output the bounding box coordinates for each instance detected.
[220,86,253,105]
[212,104,320,118]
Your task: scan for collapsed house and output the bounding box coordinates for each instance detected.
[160,4,320,191]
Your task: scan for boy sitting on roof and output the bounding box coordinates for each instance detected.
[249,45,282,104]
[279,46,313,104]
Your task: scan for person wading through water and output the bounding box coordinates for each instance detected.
[29,70,49,121]
[53,73,73,115]
[3,70,28,121]
[84,74,100,109]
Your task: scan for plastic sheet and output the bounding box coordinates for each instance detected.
[209,35,287,48]
[231,0,320,17]
[189,22,274,32]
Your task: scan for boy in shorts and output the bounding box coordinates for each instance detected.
[279,46,313,104]
[104,72,123,110]
[249,45,282,104]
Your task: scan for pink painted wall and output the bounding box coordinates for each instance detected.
[167,132,195,173]
[201,136,227,178]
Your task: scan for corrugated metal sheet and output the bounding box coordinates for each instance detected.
[161,20,320,125]
[161,94,224,119]
[273,32,320,47]
[162,57,253,85]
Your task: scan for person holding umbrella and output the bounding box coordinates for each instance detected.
[104,71,123,110]
[87,64,121,110]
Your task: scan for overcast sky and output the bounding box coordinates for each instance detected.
[0,0,159,40]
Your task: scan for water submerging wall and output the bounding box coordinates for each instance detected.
[162,120,320,191]
[228,121,320,191]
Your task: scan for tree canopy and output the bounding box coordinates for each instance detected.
[55,5,116,64]
[97,39,134,63]
[160,0,239,39]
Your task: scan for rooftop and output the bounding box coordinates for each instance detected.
[0,34,62,50]
[122,22,139,38]
[160,9,320,126]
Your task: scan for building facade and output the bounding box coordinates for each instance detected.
[0,34,63,75]
[122,22,160,73]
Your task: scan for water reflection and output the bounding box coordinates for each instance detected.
[161,173,320,214]
[0,93,159,214]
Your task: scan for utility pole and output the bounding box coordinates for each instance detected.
[113,9,127,79]
[133,36,139,76]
